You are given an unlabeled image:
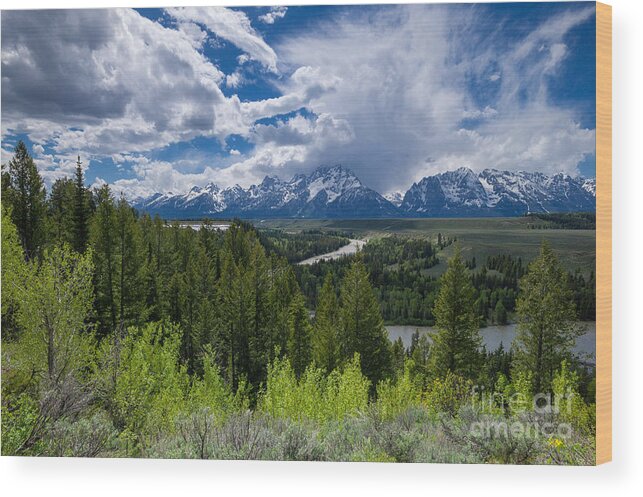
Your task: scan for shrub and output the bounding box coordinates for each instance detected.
[45,410,117,457]
[112,322,189,453]
[1,393,43,456]
[552,361,595,436]
[424,371,473,416]
[187,353,248,425]
[259,353,369,422]
[376,359,423,420]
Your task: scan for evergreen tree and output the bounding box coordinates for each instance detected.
[287,293,312,378]
[339,259,392,387]
[193,243,218,374]
[72,155,90,253]
[216,239,256,390]
[247,239,272,386]
[5,141,46,258]
[391,337,406,375]
[115,196,145,332]
[267,256,299,357]
[48,178,75,247]
[429,246,481,380]
[512,241,581,393]
[1,205,28,340]
[90,185,118,335]
[494,300,508,325]
[312,273,340,373]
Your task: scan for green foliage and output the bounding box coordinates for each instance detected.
[48,178,76,248]
[72,156,90,253]
[287,293,312,377]
[513,241,583,393]
[339,259,392,387]
[0,393,43,456]
[526,212,596,230]
[424,371,473,417]
[45,410,117,457]
[296,235,440,325]
[187,351,248,424]
[4,140,47,258]
[1,205,27,321]
[504,370,534,416]
[312,273,340,373]
[111,322,189,453]
[259,354,369,422]
[429,246,482,380]
[90,185,119,334]
[494,300,508,325]
[552,361,595,436]
[376,359,423,420]
[10,244,95,380]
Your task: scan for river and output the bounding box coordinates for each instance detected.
[297,239,366,265]
[178,222,230,231]
[386,322,596,362]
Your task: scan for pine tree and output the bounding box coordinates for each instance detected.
[115,196,145,332]
[339,258,392,387]
[429,246,481,380]
[494,300,508,325]
[193,243,218,374]
[72,155,89,253]
[48,178,75,247]
[312,273,340,373]
[512,241,581,393]
[5,141,46,259]
[216,240,256,390]
[90,185,118,335]
[247,239,272,386]
[287,293,312,378]
[267,256,299,357]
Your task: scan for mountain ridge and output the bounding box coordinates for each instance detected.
[133,165,596,219]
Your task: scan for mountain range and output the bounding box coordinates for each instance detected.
[132,165,596,219]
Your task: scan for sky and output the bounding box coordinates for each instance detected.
[1,2,597,198]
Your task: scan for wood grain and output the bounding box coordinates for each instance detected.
[595,1,612,465]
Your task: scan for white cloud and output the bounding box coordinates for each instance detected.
[2,9,228,156]
[266,4,596,193]
[166,6,278,72]
[259,7,288,25]
[2,5,597,199]
[225,71,244,89]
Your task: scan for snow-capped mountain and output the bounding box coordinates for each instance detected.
[133,166,595,219]
[133,165,398,219]
[384,191,404,207]
[399,167,596,217]
[581,178,596,196]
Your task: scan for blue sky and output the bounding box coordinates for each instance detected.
[1,2,596,197]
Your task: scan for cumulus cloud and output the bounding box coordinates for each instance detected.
[259,7,288,25]
[1,4,597,198]
[269,4,596,193]
[1,9,227,156]
[1,7,316,189]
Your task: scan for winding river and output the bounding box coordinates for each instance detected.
[297,239,366,265]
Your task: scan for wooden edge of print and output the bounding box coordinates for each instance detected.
[595,1,612,466]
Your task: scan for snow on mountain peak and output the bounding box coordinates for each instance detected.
[133,166,595,219]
